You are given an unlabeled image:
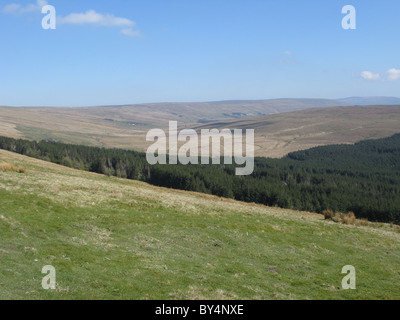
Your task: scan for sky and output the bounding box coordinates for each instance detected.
[0,0,399,106]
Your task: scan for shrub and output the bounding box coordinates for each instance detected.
[17,166,26,173]
[0,163,26,173]
[323,210,335,220]
[333,211,356,225]
[343,212,356,225]
[0,163,15,172]
[356,219,369,227]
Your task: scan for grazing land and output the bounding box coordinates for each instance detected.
[1,149,400,300]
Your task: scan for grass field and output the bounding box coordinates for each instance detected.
[1,149,400,300]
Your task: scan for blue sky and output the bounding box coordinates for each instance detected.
[0,0,399,106]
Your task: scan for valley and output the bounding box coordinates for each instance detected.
[1,102,400,158]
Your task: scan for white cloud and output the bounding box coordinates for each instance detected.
[281,51,293,56]
[2,0,47,14]
[2,3,22,13]
[58,10,135,27]
[58,10,141,37]
[361,69,400,81]
[386,68,400,81]
[361,71,380,80]
[121,28,142,37]
[3,2,142,37]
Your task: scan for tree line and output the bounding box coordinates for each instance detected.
[1,134,399,223]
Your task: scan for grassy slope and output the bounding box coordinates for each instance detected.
[1,149,400,300]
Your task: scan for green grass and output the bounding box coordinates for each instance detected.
[1,150,400,300]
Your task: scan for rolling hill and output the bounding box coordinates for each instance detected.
[0,99,348,152]
[338,97,400,106]
[195,105,400,157]
[1,102,400,158]
[1,149,400,299]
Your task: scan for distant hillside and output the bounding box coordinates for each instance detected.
[127,98,350,123]
[0,98,347,151]
[2,102,400,158]
[1,149,400,299]
[195,105,400,157]
[338,97,400,106]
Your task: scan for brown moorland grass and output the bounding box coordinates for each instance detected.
[323,210,335,220]
[0,162,26,173]
[1,104,400,158]
[324,210,370,226]
[195,105,400,157]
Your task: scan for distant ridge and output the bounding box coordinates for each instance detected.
[338,96,400,106]
[1,101,400,158]
[195,105,400,158]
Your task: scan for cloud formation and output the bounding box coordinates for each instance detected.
[361,71,380,81]
[58,10,134,27]
[120,28,142,37]
[2,0,47,14]
[2,2,141,37]
[361,69,400,81]
[58,10,141,37]
[386,68,400,81]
